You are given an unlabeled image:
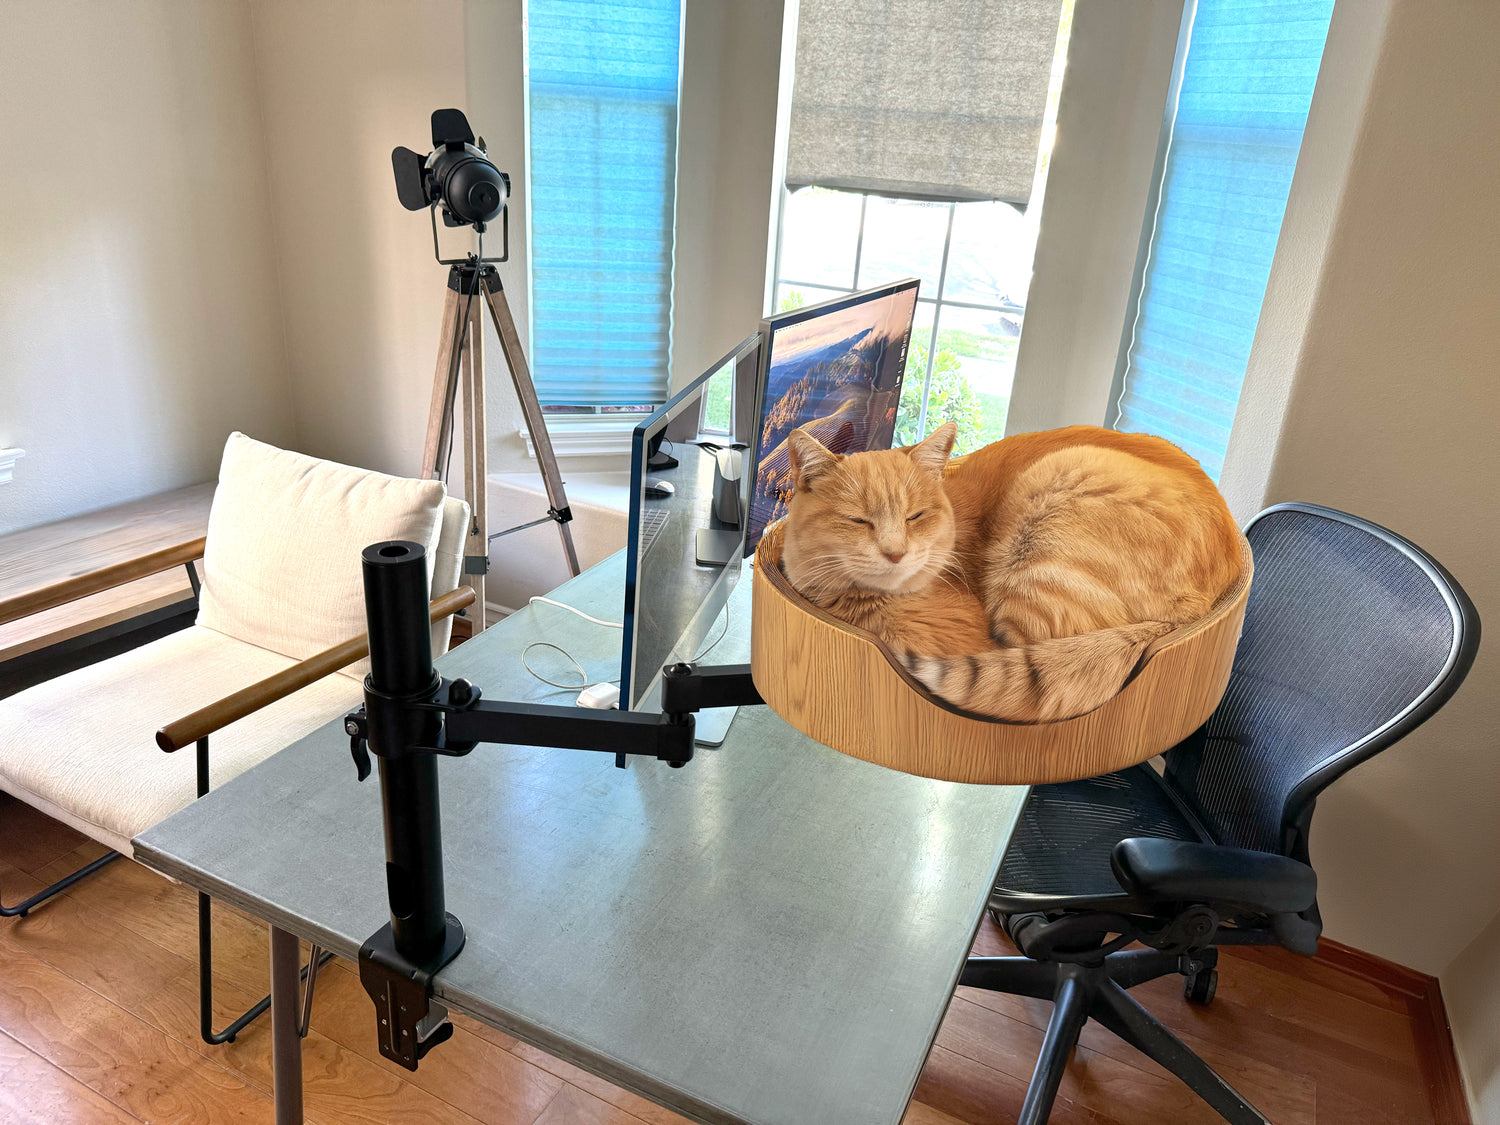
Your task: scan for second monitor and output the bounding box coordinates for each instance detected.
[621,334,761,739]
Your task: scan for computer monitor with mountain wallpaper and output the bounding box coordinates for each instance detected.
[745,279,920,553]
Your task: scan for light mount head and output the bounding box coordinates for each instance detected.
[393,108,509,265]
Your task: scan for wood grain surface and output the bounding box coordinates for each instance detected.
[750,521,1254,785]
[0,483,213,658]
[0,792,1465,1124]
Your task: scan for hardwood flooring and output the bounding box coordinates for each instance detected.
[0,794,1461,1124]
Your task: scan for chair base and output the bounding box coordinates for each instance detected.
[1,849,122,917]
[960,952,1270,1125]
[199,890,331,1044]
[1,845,327,1045]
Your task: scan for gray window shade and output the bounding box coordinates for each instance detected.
[787,0,1064,205]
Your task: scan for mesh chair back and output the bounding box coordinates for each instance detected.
[1164,504,1479,857]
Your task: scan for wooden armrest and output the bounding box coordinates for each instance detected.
[156,586,477,753]
[0,536,207,628]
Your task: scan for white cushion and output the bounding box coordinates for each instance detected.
[0,626,361,856]
[196,433,446,679]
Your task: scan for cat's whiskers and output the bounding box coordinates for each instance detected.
[791,558,863,596]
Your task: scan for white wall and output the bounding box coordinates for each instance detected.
[673,0,786,392]
[1217,1,1394,524]
[1005,0,1184,436]
[1445,907,1500,1124]
[0,0,294,536]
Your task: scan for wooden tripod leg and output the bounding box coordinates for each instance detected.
[422,280,468,481]
[481,275,582,576]
[461,290,488,629]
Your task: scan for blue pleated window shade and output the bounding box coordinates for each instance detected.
[1114,0,1334,480]
[526,0,681,406]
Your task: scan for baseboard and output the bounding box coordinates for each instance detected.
[1315,939,1472,1125]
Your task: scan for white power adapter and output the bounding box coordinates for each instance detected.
[576,682,621,710]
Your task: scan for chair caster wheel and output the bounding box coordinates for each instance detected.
[1184,966,1218,1005]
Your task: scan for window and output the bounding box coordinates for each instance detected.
[1112,0,1335,479]
[525,0,682,413]
[772,2,1073,456]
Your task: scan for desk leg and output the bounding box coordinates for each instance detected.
[270,925,304,1124]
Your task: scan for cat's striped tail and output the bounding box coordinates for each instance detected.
[904,621,1174,723]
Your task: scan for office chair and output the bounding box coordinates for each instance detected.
[962,502,1481,1125]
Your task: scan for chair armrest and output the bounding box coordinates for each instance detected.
[0,536,206,627]
[1110,838,1317,915]
[156,585,476,752]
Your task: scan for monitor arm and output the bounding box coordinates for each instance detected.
[344,540,761,1071]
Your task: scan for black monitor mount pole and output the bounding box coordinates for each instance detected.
[346,540,760,1070]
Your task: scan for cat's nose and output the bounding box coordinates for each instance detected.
[884,550,905,563]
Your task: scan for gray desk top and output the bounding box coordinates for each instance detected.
[135,554,1026,1125]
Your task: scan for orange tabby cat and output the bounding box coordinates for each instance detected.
[780,422,1242,721]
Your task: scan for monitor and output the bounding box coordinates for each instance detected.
[621,333,762,726]
[744,279,920,552]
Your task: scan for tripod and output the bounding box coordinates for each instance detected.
[421,257,580,633]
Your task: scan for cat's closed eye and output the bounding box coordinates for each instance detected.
[848,516,872,526]
[907,511,926,522]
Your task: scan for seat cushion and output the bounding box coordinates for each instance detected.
[993,764,1207,905]
[197,432,447,679]
[0,626,360,855]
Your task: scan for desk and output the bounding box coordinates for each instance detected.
[134,551,1027,1125]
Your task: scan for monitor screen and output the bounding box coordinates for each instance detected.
[621,334,762,713]
[745,279,920,552]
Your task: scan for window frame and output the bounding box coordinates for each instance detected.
[770,186,1030,446]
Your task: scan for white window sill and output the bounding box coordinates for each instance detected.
[0,448,23,484]
[490,469,633,515]
[519,416,640,460]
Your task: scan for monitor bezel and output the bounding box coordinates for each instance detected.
[621,332,762,713]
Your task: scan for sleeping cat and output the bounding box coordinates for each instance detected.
[779,422,1243,722]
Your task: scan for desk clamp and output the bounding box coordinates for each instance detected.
[345,539,762,1070]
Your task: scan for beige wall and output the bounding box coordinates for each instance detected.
[246,0,471,482]
[0,0,294,536]
[248,0,781,474]
[1445,907,1500,1123]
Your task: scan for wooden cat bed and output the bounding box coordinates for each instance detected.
[750,522,1254,786]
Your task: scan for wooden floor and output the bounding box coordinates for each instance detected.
[0,794,1454,1125]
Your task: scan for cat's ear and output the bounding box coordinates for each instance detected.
[788,428,841,491]
[909,421,957,476]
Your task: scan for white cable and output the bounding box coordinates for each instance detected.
[522,642,589,688]
[691,604,731,661]
[522,641,622,689]
[527,595,623,629]
[520,595,623,689]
